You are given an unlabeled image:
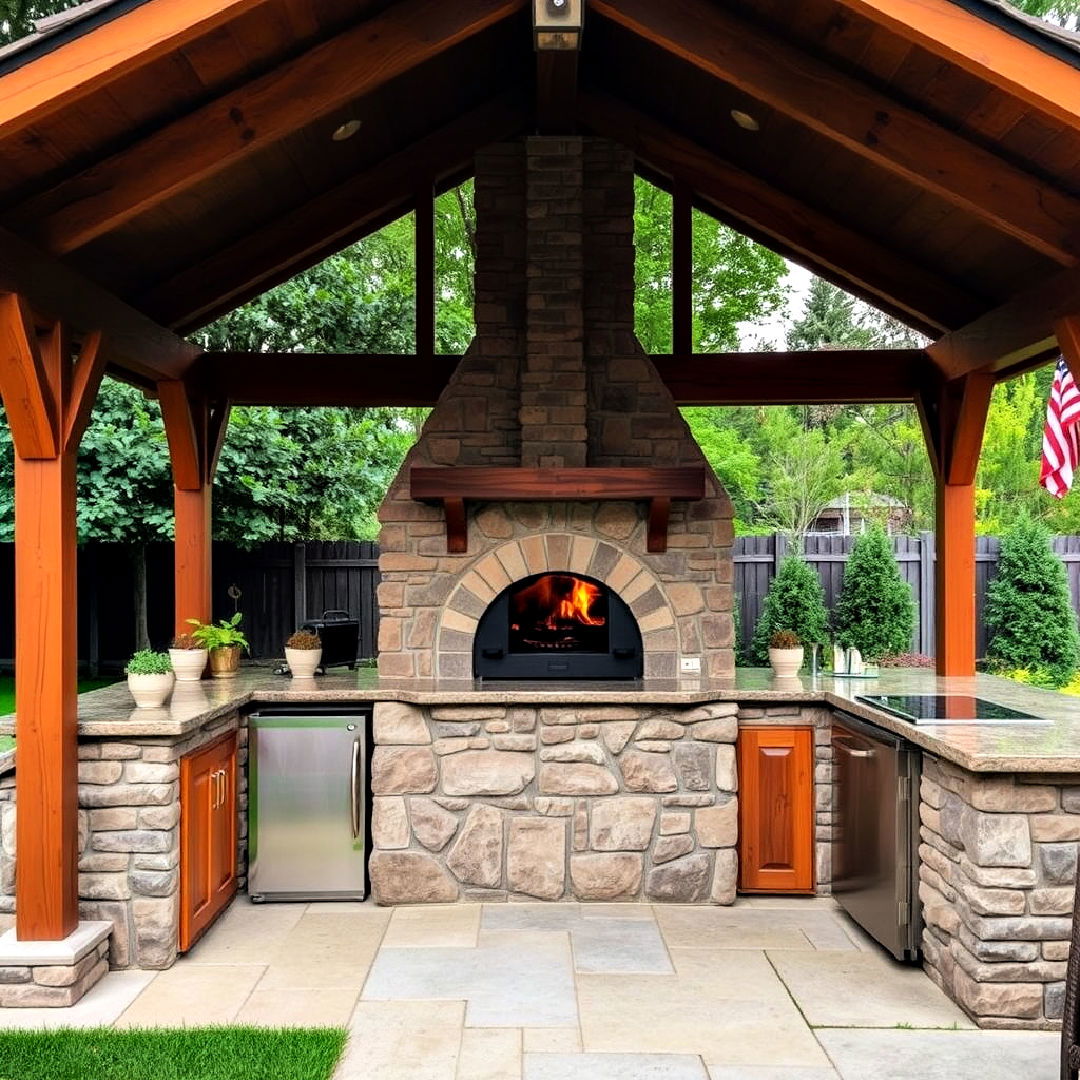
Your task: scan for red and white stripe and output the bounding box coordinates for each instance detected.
[1041,357,1080,499]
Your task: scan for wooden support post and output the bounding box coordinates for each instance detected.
[0,294,105,940]
[415,184,436,360]
[672,181,693,357]
[159,381,229,638]
[917,369,994,677]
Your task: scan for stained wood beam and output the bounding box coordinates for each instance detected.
[198,349,928,407]
[139,94,526,331]
[654,350,927,405]
[0,227,200,381]
[926,262,1080,378]
[591,0,1080,266]
[833,0,1080,132]
[0,0,271,140]
[9,0,525,256]
[581,93,985,334]
[535,48,579,134]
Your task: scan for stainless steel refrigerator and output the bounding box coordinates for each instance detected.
[831,710,921,961]
[248,707,368,902]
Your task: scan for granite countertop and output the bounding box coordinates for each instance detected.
[2,667,1080,774]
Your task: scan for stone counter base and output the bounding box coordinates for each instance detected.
[369,700,740,904]
[0,937,109,1007]
[920,756,1078,1029]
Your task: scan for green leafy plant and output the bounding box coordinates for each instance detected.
[985,517,1080,687]
[124,650,172,676]
[286,630,322,650]
[187,614,249,653]
[750,556,829,665]
[769,629,802,650]
[833,525,915,662]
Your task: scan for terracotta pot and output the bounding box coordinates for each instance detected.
[169,647,208,682]
[285,647,322,678]
[128,672,174,709]
[768,646,804,679]
[208,645,242,678]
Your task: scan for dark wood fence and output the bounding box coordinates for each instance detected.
[4,534,1080,671]
[734,533,1080,658]
[0,540,381,673]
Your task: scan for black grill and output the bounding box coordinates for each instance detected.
[301,610,360,670]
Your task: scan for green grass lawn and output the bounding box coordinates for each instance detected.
[0,1027,347,1080]
[0,676,116,753]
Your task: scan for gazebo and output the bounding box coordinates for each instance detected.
[1,0,1079,960]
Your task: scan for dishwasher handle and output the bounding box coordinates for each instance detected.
[834,737,875,759]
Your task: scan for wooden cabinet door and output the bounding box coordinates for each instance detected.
[737,727,814,893]
[180,731,237,951]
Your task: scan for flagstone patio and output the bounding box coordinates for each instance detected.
[0,896,1060,1079]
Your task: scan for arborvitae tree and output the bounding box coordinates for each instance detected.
[750,556,829,664]
[985,517,1080,686]
[833,525,915,661]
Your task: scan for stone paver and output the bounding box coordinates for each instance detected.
[0,896,1062,1080]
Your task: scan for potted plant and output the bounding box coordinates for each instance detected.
[188,614,249,679]
[168,632,208,682]
[768,630,804,678]
[125,650,174,709]
[285,629,322,678]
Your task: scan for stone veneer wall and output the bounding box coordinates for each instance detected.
[368,699,740,904]
[376,136,735,682]
[0,713,248,975]
[919,756,1079,1028]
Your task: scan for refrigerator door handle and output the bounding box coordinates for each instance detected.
[350,737,362,839]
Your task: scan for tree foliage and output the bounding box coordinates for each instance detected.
[985,517,1080,686]
[749,555,830,664]
[832,525,916,661]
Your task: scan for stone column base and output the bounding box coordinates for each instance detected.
[0,920,111,1006]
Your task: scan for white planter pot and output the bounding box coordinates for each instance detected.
[128,672,174,709]
[169,648,208,682]
[768,647,804,679]
[286,647,322,678]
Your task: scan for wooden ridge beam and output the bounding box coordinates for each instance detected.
[926,262,1080,378]
[590,0,1080,266]
[0,0,271,140]
[198,349,929,407]
[833,0,1080,132]
[9,0,525,256]
[0,226,200,381]
[580,92,985,334]
[139,94,527,331]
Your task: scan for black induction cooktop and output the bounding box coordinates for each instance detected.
[856,694,1047,725]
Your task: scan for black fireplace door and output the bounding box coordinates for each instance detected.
[473,572,643,679]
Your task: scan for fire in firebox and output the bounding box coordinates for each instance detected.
[509,573,610,653]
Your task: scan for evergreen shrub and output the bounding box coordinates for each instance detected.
[750,555,829,665]
[833,525,915,662]
[985,517,1080,687]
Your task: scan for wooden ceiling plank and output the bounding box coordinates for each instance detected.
[833,0,1080,132]
[579,92,986,333]
[0,0,273,140]
[140,93,527,330]
[10,0,526,256]
[590,0,1080,266]
[0,226,200,380]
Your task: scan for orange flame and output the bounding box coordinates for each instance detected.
[513,574,607,630]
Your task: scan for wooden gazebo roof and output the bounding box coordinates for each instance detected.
[3,0,1080,392]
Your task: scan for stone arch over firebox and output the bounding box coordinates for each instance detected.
[436,533,680,680]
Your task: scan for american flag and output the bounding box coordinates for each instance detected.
[1041,357,1080,498]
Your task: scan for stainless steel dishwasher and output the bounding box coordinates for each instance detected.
[831,711,921,961]
[248,706,369,902]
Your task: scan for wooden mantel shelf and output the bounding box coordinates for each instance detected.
[410,466,708,554]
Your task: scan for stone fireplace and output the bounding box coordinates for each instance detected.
[376,137,736,683]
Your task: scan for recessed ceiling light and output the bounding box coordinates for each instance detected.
[332,119,363,142]
[730,109,760,132]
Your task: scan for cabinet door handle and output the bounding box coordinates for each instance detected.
[210,769,218,810]
[218,769,226,809]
